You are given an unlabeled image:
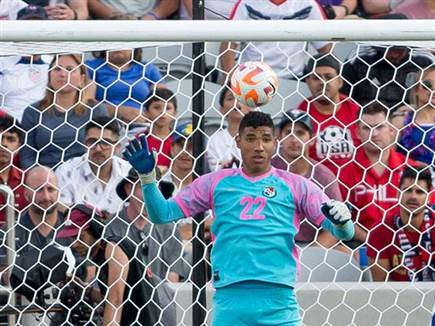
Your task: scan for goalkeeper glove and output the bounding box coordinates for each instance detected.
[321,200,351,226]
[123,133,157,184]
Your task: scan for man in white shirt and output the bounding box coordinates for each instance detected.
[0,0,27,20]
[221,0,332,79]
[207,85,251,171]
[56,116,130,215]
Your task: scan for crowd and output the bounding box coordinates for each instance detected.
[0,0,433,324]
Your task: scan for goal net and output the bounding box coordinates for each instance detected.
[0,20,434,326]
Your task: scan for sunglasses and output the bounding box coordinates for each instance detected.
[421,80,434,91]
[85,137,117,149]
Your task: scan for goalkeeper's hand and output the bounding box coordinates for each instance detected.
[123,133,157,184]
[321,200,351,226]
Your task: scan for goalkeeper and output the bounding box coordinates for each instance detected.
[124,111,354,325]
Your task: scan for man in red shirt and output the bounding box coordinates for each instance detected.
[339,103,418,243]
[0,114,27,224]
[367,166,434,281]
[299,54,361,175]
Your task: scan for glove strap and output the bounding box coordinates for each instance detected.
[139,170,156,185]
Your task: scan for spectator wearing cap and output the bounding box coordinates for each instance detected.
[86,45,164,125]
[0,166,64,283]
[0,0,28,20]
[299,54,361,175]
[56,203,177,325]
[24,0,89,20]
[88,0,178,20]
[0,5,49,122]
[0,114,27,225]
[207,85,251,171]
[55,117,130,215]
[104,168,184,282]
[20,54,108,170]
[338,103,421,245]
[341,45,434,109]
[272,109,342,248]
[367,166,435,281]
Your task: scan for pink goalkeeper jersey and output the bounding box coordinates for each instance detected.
[173,167,328,288]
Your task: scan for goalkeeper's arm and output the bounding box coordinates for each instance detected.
[320,200,355,241]
[123,134,185,224]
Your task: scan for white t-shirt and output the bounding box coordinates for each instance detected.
[179,0,239,20]
[233,0,328,78]
[0,56,49,122]
[206,128,241,171]
[55,153,131,215]
[101,0,156,17]
[0,0,27,20]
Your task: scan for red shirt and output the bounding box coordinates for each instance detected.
[147,134,172,168]
[338,148,416,230]
[367,211,435,281]
[0,166,28,224]
[298,95,361,175]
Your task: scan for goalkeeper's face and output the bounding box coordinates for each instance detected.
[236,126,277,176]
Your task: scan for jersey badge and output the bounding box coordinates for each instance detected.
[263,186,276,198]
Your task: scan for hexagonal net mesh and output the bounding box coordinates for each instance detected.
[0,39,433,326]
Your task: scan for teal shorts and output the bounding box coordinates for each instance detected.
[212,282,301,326]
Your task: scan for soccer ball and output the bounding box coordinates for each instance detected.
[230,61,279,108]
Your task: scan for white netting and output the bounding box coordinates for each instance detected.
[0,32,434,326]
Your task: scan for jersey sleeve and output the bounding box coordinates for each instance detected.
[291,174,329,227]
[173,172,215,217]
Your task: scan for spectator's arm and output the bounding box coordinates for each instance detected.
[106,104,147,124]
[103,242,129,326]
[142,0,179,20]
[332,0,357,18]
[168,272,180,282]
[182,0,192,18]
[318,43,332,55]
[219,42,238,77]
[69,0,89,19]
[316,230,338,248]
[88,0,114,19]
[368,257,390,281]
[361,0,399,14]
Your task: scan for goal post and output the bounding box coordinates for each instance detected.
[0,19,433,326]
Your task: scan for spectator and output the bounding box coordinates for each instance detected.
[318,0,357,19]
[0,114,27,224]
[207,85,250,171]
[0,0,28,20]
[133,88,178,172]
[398,66,434,166]
[361,0,435,19]
[20,54,107,170]
[0,5,49,122]
[272,109,342,247]
[55,117,130,215]
[367,166,434,281]
[86,48,163,124]
[0,166,64,282]
[88,0,178,20]
[339,103,418,244]
[23,0,88,19]
[220,0,332,80]
[299,54,361,175]
[56,204,176,325]
[106,168,184,282]
[342,45,434,108]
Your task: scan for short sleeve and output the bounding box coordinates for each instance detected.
[173,173,216,217]
[145,63,163,85]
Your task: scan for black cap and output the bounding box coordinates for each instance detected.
[17,5,48,20]
[116,168,175,201]
[303,54,341,78]
[278,109,312,133]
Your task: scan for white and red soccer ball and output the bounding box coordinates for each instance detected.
[230,61,279,108]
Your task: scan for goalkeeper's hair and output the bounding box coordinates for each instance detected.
[400,165,433,191]
[239,111,275,134]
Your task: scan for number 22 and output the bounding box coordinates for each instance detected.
[240,196,266,220]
